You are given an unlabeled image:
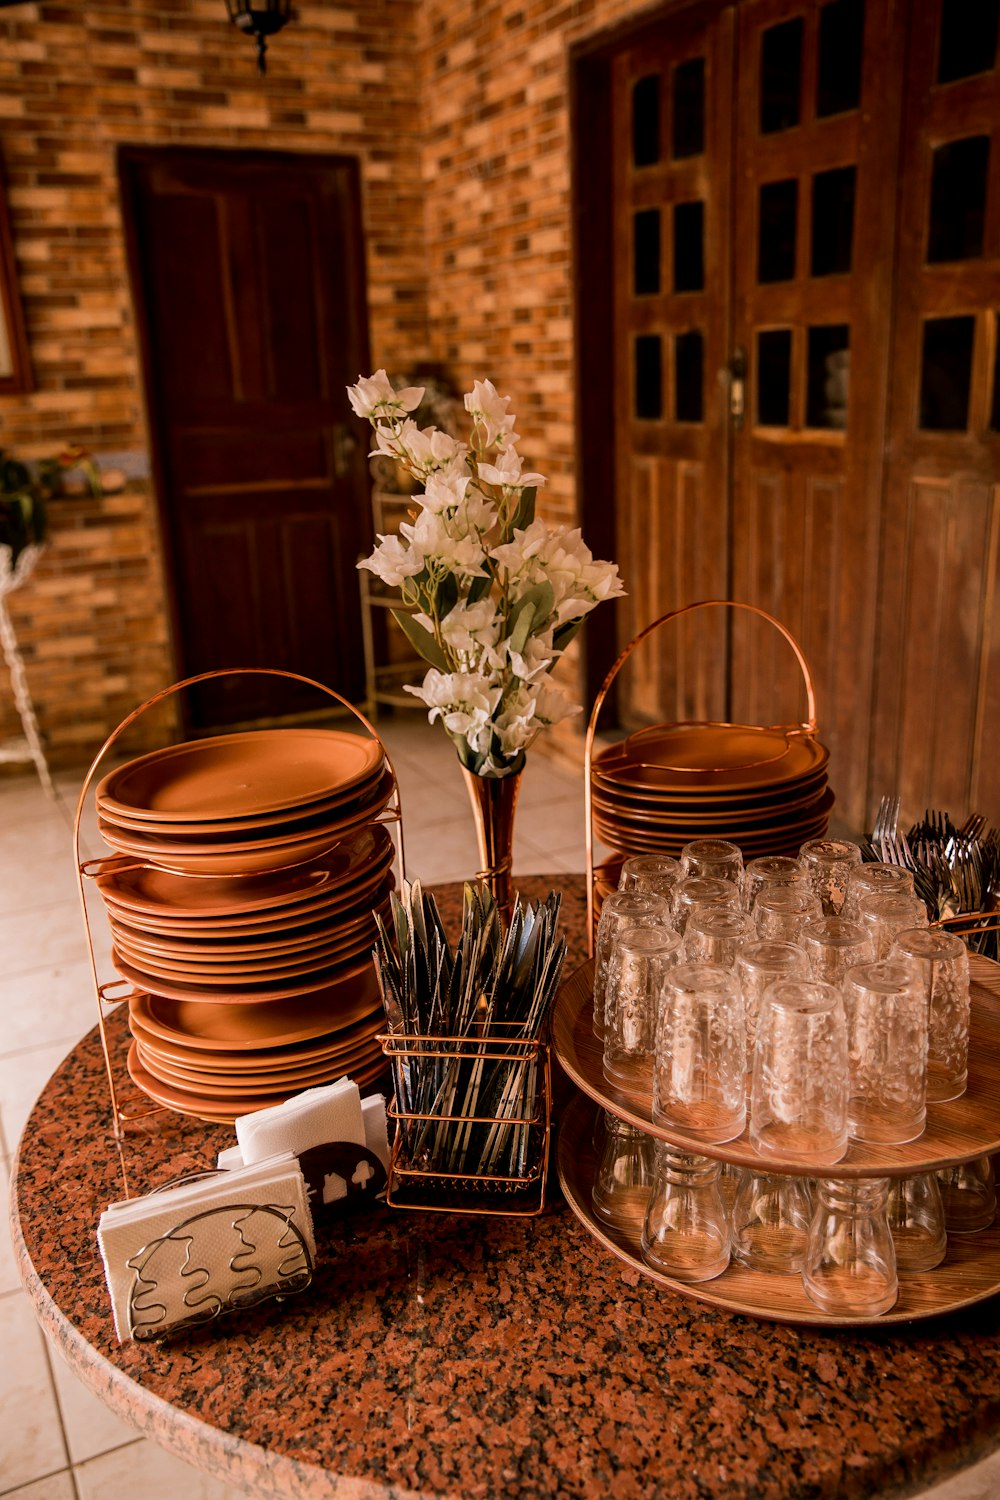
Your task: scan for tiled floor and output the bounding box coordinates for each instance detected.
[1,712,998,1499]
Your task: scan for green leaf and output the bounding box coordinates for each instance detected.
[509,601,536,658]
[552,617,586,652]
[391,609,449,671]
[507,581,556,655]
[510,485,536,534]
[466,574,493,605]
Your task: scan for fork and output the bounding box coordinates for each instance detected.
[871,794,900,849]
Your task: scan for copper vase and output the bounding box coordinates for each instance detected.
[460,764,523,921]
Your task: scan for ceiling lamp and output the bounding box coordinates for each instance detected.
[226,0,292,75]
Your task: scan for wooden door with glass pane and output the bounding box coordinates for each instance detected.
[611,7,735,729]
[727,0,904,825]
[870,1,1000,822]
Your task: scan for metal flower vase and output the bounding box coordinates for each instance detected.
[460,765,523,921]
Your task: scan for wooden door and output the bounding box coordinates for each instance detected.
[728,0,904,824]
[870,2,1000,822]
[119,147,372,731]
[610,8,735,725]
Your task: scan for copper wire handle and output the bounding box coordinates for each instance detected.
[584,600,819,953]
[71,666,406,1182]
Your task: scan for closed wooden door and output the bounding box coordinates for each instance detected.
[591,0,997,833]
[119,147,372,731]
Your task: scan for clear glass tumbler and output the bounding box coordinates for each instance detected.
[640,1141,731,1282]
[683,907,755,970]
[754,886,824,944]
[887,1173,948,1272]
[618,854,682,902]
[731,1170,813,1273]
[799,838,863,916]
[802,1177,898,1316]
[672,875,743,936]
[800,915,873,987]
[857,891,929,961]
[844,861,915,921]
[591,1111,656,1233]
[750,977,849,1166]
[842,958,927,1144]
[736,939,810,1062]
[679,837,745,889]
[937,1156,997,1233]
[592,890,672,1040]
[653,961,747,1143]
[743,855,807,911]
[891,926,970,1102]
[603,925,683,1088]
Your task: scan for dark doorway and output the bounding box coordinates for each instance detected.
[119,146,372,732]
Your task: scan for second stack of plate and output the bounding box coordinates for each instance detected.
[92,727,398,1123]
[592,722,833,909]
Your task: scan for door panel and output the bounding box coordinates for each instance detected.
[612,9,735,727]
[729,0,904,822]
[872,0,1000,822]
[120,147,371,731]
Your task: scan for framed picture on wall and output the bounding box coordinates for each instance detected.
[0,155,31,394]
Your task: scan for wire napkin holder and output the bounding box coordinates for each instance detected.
[378,1025,551,1216]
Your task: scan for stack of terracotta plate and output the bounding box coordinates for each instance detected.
[91,728,397,1123]
[592,722,833,907]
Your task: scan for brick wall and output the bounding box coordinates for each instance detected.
[0,0,646,770]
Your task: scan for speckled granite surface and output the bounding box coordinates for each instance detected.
[10,876,1000,1500]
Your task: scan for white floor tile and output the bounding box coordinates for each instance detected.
[0,959,106,1056]
[2,1471,76,1500]
[912,1447,1000,1500]
[73,1438,257,1500]
[48,1351,139,1466]
[0,1292,68,1491]
[0,898,100,978]
[0,1157,20,1297]
[0,1040,77,1156]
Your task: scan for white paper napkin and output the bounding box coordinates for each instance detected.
[236,1076,365,1165]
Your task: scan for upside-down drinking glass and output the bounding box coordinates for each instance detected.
[653,962,747,1143]
[593,890,672,1039]
[750,977,849,1166]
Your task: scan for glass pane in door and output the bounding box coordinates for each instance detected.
[757,328,793,425]
[633,75,661,166]
[672,58,705,157]
[760,18,803,133]
[918,316,975,430]
[927,137,990,263]
[758,179,798,282]
[816,0,865,116]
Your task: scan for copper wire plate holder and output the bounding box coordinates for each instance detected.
[378,1028,551,1216]
[72,668,405,1196]
[584,599,821,955]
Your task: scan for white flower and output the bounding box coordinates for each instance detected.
[465,378,518,448]
[438,598,501,655]
[357,532,424,588]
[477,446,546,491]
[500,630,556,682]
[492,521,625,623]
[403,511,488,580]
[531,680,581,727]
[374,420,467,479]
[405,669,502,754]
[347,369,424,421]
[418,472,471,513]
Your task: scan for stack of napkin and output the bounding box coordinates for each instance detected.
[97,1153,314,1343]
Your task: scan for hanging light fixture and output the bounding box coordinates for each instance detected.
[225,0,292,75]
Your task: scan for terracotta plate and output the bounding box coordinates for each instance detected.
[107,887,391,959]
[594,726,828,792]
[590,781,830,831]
[129,964,384,1047]
[112,919,378,982]
[95,824,394,906]
[127,1003,384,1070]
[127,1043,388,1122]
[97,728,385,822]
[130,1017,384,1082]
[134,1037,384,1094]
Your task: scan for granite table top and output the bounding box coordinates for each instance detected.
[10,874,1000,1500]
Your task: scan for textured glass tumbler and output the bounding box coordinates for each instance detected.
[800,916,873,987]
[857,892,929,962]
[843,958,927,1144]
[731,1171,813,1273]
[937,1156,997,1233]
[891,927,970,1102]
[653,961,747,1143]
[799,838,863,916]
[591,1111,656,1232]
[683,907,755,970]
[802,1177,898,1316]
[603,925,683,1088]
[743,855,807,911]
[640,1141,730,1283]
[736,940,810,1061]
[844,861,915,921]
[887,1173,947,1272]
[592,890,672,1040]
[618,854,682,902]
[680,838,745,889]
[672,875,743,935]
[754,886,823,944]
[750,978,849,1166]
